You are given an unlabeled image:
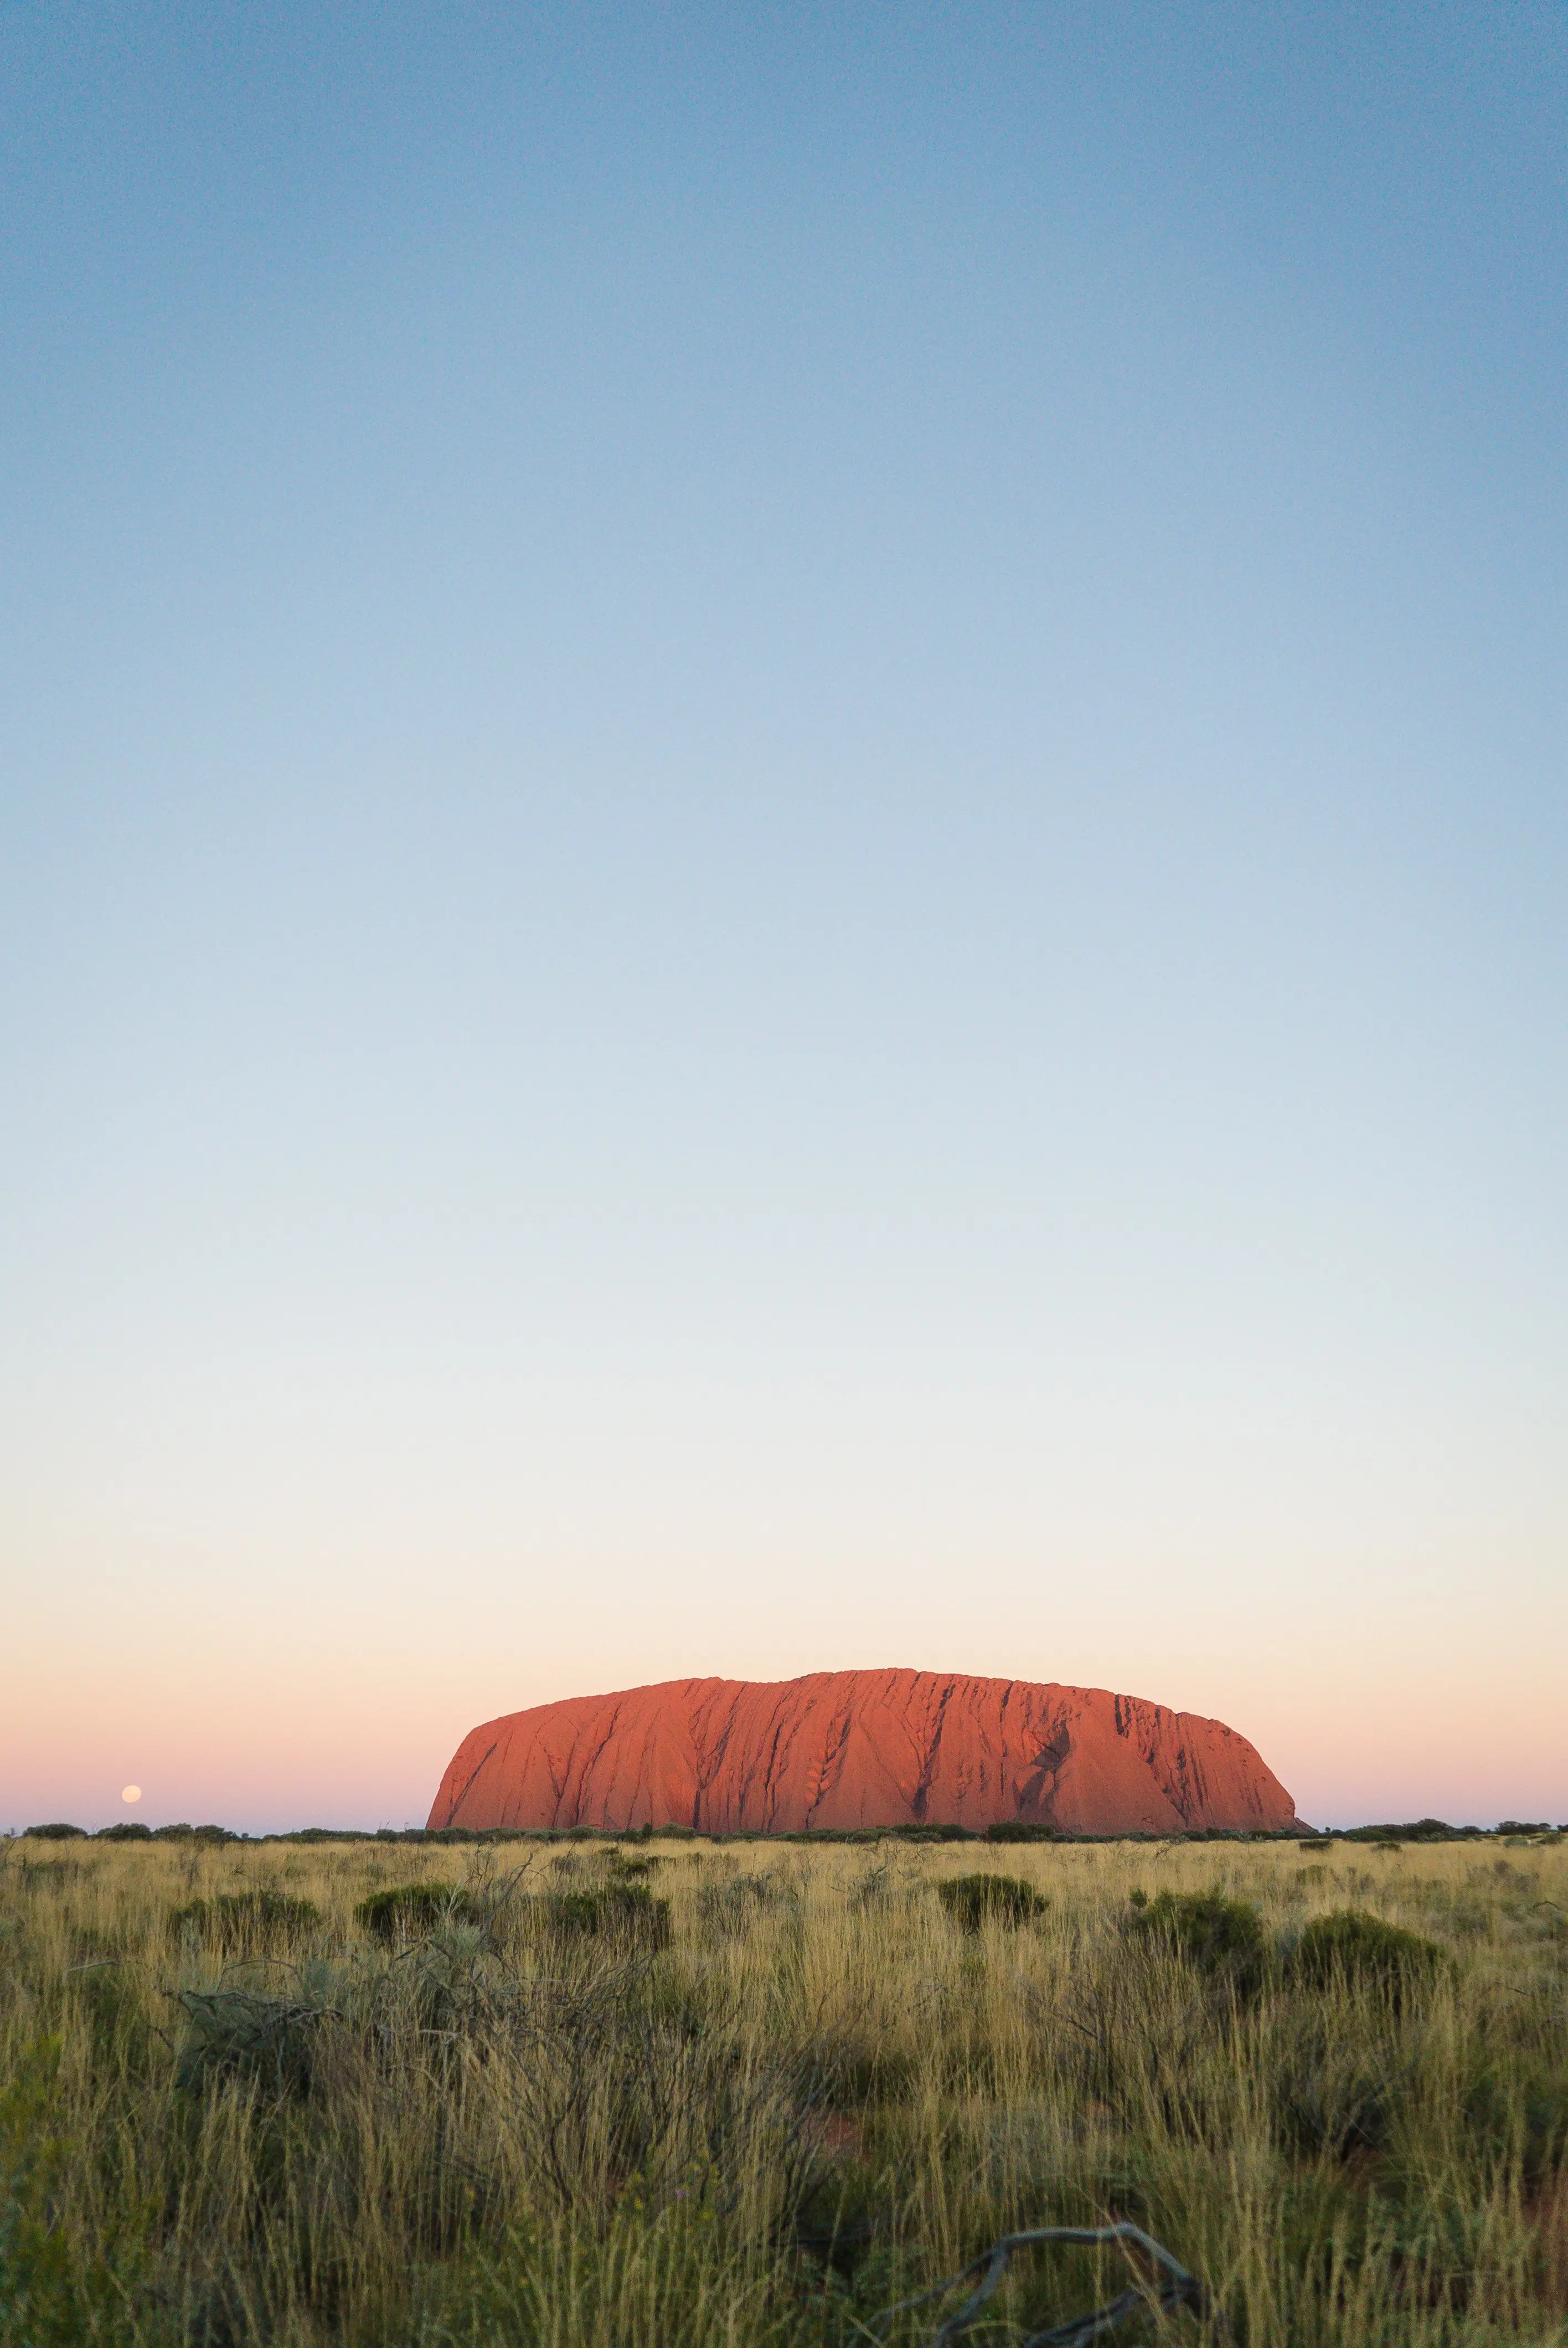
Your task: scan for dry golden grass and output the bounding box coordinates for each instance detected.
[2,1830,1565,2345]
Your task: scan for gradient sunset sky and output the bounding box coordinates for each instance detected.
[3,4,1565,1834]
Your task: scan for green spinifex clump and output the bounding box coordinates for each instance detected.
[168,1889,322,1953]
[537,1881,673,1949]
[354,1882,478,1942]
[936,1873,1048,1932]
[1129,1888,1267,1991]
[1290,1909,1448,2007]
[171,1984,333,2097]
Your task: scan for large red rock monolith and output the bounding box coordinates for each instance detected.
[427,1669,1299,1835]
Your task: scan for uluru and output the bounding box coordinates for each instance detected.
[428,1669,1300,1836]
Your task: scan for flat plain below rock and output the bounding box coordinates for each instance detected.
[427,1669,1300,1836]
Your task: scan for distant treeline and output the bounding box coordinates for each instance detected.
[13,1815,1566,1846]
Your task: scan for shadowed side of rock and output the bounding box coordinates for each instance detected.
[427,1669,1301,1835]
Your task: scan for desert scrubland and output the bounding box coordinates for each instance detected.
[2,1831,1565,2346]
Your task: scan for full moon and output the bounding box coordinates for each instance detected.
[121,1785,141,1804]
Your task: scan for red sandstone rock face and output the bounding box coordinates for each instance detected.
[427,1670,1299,1836]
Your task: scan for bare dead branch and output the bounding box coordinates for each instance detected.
[871,2220,1225,2347]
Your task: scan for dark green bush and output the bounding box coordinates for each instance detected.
[355,1882,477,1941]
[169,1889,322,1954]
[697,1873,787,1935]
[1130,1888,1266,1990]
[95,1824,152,1842]
[936,1874,1048,1932]
[696,1874,780,1935]
[1340,1820,1471,1843]
[22,1825,86,1841]
[171,1985,329,2097]
[1290,1909,1447,2007]
[983,1821,1058,1844]
[535,1881,672,1949]
[276,1827,373,1844]
[1278,2017,1394,2158]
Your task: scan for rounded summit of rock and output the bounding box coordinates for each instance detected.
[427,1668,1301,1837]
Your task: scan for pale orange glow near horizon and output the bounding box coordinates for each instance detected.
[6,1515,1564,1832]
[6,1346,1566,1832]
[7,1335,1565,1832]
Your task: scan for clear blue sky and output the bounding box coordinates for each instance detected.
[3,3,1565,1831]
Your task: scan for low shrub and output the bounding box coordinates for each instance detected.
[171,1984,332,2096]
[22,1825,86,1841]
[984,1821,1058,1844]
[1129,1888,1266,1990]
[535,1882,672,1949]
[355,1883,476,1942]
[1290,1909,1447,2007]
[95,1824,152,1842]
[168,1889,321,1954]
[1339,1820,1473,1843]
[936,1874,1048,1932]
[1278,2014,1396,2158]
[697,1873,784,1934]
